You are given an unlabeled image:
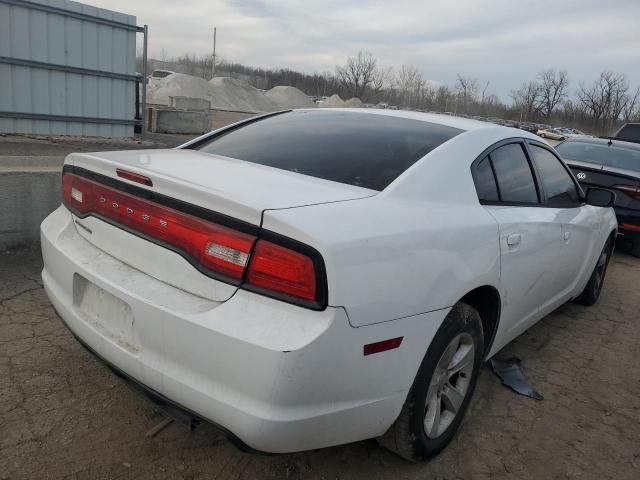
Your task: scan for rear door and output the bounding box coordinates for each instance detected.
[527,142,600,300]
[472,140,562,341]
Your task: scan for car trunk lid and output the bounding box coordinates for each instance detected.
[64,149,376,302]
[68,149,376,225]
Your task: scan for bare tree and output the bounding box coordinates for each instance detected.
[511,81,540,121]
[537,69,569,118]
[455,75,478,113]
[577,71,631,134]
[371,66,393,97]
[481,80,491,103]
[624,85,640,121]
[336,51,378,99]
[434,85,455,112]
[395,65,424,107]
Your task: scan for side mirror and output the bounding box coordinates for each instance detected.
[585,187,615,207]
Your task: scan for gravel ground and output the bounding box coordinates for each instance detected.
[1,247,639,480]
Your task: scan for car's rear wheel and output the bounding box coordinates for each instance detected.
[377,303,483,461]
[631,243,640,258]
[574,238,613,305]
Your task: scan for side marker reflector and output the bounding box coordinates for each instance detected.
[364,337,403,356]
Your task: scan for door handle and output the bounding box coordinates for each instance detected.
[507,233,522,246]
[564,231,571,241]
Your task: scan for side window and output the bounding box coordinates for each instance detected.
[490,143,539,204]
[473,156,499,202]
[529,145,580,206]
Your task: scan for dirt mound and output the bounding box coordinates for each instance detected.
[344,97,364,108]
[318,94,346,108]
[265,86,316,109]
[209,77,277,112]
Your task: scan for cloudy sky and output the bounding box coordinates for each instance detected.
[89,0,640,98]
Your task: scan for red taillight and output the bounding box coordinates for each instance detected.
[247,240,317,301]
[621,223,640,231]
[62,173,255,280]
[62,172,325,307]
[63,173,94,215]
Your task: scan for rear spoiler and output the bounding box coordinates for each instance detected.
[177,110,291,150]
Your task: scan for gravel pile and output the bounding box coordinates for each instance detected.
[147,74,278,112]
[318,94,346,108]
[147,73,216,107]
[209,77,277,112]
[148,73,356,113]
[344,97,364,108]
[265,86,316,110]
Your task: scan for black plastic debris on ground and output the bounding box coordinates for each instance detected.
[489,357,544,400]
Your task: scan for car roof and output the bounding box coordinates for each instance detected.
[560,136,640,150]
[308,108,499,132]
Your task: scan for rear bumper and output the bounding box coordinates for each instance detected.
[61,319,266,453]
[41,205,447,453]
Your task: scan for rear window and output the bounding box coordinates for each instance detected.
[556,141,640,173]
[615,124,640,142]
[197,111,463,191]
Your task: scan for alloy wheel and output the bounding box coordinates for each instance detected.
[423,333,475,439]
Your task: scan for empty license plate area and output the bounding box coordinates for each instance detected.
[73,274,141,354]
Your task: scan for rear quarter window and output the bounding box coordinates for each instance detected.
[473,157,499,202]
[197,111,463,191]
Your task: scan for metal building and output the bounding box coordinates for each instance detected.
[0,0,146,137]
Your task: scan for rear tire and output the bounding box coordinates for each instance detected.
[574,238,613,306]
[377,303,484,461]
[632,244,640,258]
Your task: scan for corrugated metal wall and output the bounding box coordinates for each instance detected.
[0,0,139,137]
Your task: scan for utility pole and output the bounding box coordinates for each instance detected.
[211,27,217,79]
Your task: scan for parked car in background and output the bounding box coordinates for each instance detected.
[556,137,640,256]
[538,127,567,140]
[558,128,591,138]
[613,123,640,143]
[41,110,616,461]
[518,122,539,133]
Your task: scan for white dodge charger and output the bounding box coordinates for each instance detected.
[41,109,617,461]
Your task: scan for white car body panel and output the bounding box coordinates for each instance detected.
[41,206,448,452]
[41,109,618,452]
[262,197,501,326]
[67,149,376,226]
